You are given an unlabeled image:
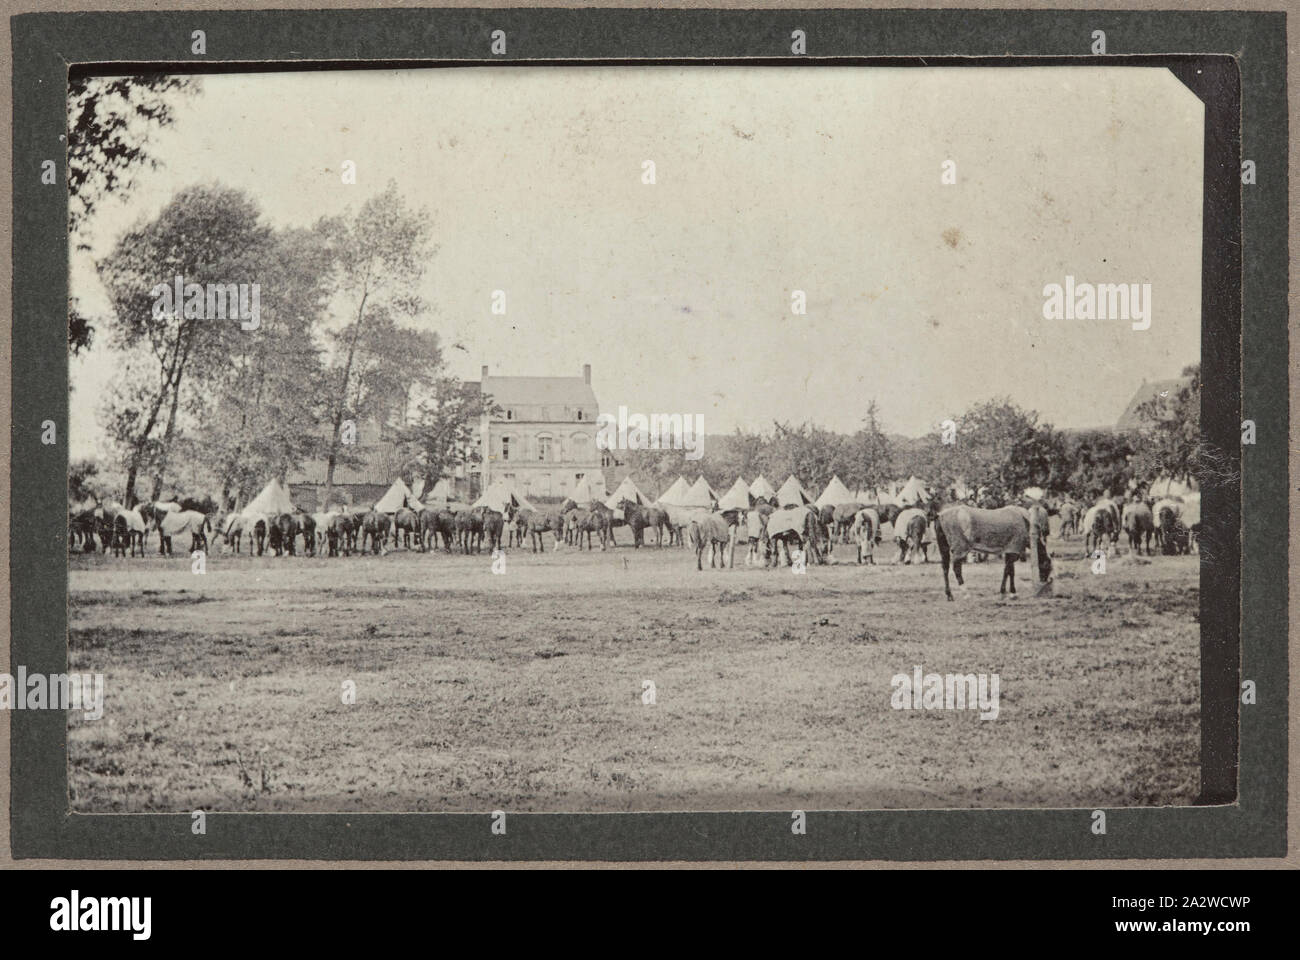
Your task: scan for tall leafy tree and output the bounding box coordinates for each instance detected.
[68,74,198,353]
[201,224,335,508]
[316,182,433,508]
[96,184,271,504]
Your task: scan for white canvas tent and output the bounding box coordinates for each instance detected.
[241,478,296,517]
[718,477,753,512]
[604,476,651,509]
[896,476,929,505]
[815,475,855,508]
[657,476,690,506]
[374,478,417,513]
[748,475,776,500]
[775,475,815,507]
[423,477,459,504]
[679,476,718,508]
[571,474,607,503]
[474,478,536,513]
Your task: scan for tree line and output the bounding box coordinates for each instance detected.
[622,373,1202,505]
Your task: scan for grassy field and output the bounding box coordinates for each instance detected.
[68,527,1200,813]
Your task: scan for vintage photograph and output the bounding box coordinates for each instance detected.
[64,64,1205,813]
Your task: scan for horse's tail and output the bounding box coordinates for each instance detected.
[687,521,702,550]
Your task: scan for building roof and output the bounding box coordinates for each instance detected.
[482,375,597,410]
[1117,377,1191,430]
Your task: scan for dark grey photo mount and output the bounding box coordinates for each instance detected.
[11,8,1286,861]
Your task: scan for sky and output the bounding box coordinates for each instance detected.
[70,65,1203,458]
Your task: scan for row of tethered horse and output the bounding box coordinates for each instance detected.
[71,488,1197,576]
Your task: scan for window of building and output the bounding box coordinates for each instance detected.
[501,436,510,461]
[576,409,584,420]
[538,436,552,462]
[506,409,513,420]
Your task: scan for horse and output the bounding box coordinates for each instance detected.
[325,513,350,557]
[154,509,211,556]
[1158,504,1190,555]
[311,512,333,555]
[1122,500,1155,556]
[69,509,98,552]
[360,510,390,554]
[216,513,248,553]
[111,509,147,557]
[816,504,838,547]
[742,506,769,566]
[1082,504,1118,556]
[294,511,316,556]
[871,503,903,527]
[764,504,823,568]
[393,507,422,551]
[455,508,485,554]
[850,507,880,565]
[643,505,674,547]
[832,502,865,544]
[689,514,736,570]
[618,499,655,548]
[523,510,564,553]
[570,508,611,551]
[251,517,268,556]
[272,513,300,556]
[430,509,458,552]
[934,503,1049,600]
[894,507,930,564]
[482,508,506,553]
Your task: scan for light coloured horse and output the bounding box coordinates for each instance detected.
[935,505,1048,600]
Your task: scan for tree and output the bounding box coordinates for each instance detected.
[316,182,433,509]
[842,401,894,494]
[200,224,335,508]
[931,399,1060,503]
[1128,364,1202,485]
[1062,430,1136,500]
[96,184,272,504]
[68,74,198,353]
[398,379,493,493]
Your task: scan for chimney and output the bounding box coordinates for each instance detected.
[481,365,489,380]
[582,364,591,384]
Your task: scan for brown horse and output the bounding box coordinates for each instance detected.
[1122,500,1155,555]
[393,507,421,550]
[570,508,610,551]
[618,498,655,548]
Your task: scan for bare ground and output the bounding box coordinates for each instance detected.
[68,532,1199,813]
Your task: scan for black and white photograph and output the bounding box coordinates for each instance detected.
[58,61,1213,816]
